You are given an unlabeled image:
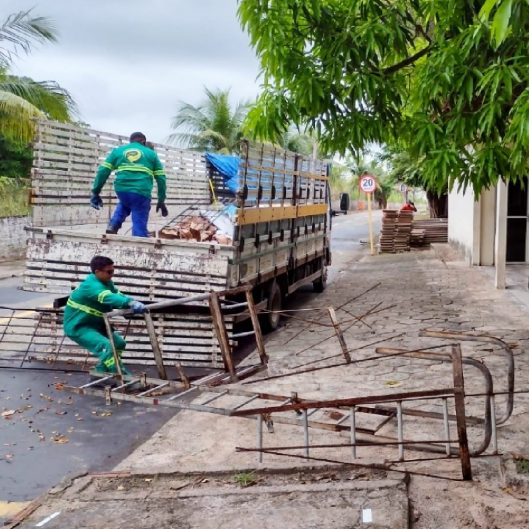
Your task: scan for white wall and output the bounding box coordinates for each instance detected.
[448,186,477,261]
[480,187,496,265]
[0,215,30,261]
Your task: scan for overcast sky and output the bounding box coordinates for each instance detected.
[4,1,261,142]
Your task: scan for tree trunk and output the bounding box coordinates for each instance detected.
[426,190,448,218]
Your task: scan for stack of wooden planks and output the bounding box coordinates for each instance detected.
[410,228,426,247]
[379,209,413,253]
[411,218,448,245]
[379,213,448,253]
[379,209,398,253]
[395,210,413,252]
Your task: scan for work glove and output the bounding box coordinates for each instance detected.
[90,193,103,210]
[130,300,147,314]
[156,201,168,217]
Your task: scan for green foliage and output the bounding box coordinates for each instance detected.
[0,11,77,144]
[328,162,351,197]
[0,9,56,68]
[168,87,250,154]
[515,457,529,474]
[0,177,29,217]
[279,127,318,156]
[238,0,529,195]
[0,136,32,178]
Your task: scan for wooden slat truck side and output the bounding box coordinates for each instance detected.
[23,120,331,368]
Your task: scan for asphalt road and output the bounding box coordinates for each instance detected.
[0,278,178,521]
[0,210,381,521]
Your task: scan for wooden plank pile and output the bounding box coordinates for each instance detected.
[411,218,448,245]
[395,210,413,252]
[410,229,426,247]
[379,209,413,253]
[379,209,398,253]
[380,213,449,252]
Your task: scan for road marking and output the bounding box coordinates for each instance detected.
[35,511,61,526]
[362,508,373,523]
[0,500,31,518]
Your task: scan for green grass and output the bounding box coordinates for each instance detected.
[233,471,257,487]
[515,457,529,474]
[0,177,30,218]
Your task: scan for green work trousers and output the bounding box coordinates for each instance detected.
[68,324,126,367]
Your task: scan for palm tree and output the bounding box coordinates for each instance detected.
[279,127,320,157]
[168,88,250,154]
[0,10,77,143]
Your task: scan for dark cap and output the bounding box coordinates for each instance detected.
[129,131,146,144]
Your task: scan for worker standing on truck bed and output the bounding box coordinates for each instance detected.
[90,131,168,237]
[63,255,146,375]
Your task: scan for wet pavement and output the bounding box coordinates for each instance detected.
[0,368,177,505]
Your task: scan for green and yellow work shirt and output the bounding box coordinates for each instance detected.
[91,141,167,201]
[63,273,133,336]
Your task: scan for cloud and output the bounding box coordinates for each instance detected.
[6,0,261,141]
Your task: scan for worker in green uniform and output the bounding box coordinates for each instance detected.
[63,255,147,375]
[90,131,168,237]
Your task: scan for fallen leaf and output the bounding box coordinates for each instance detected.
[1,410,16,418]
[384,380,402,388]
[52,435,69,444]
[93,411,112,417]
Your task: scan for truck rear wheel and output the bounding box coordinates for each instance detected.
[261,280,282,332]
[313,267,327,293]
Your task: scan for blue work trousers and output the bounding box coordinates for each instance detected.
[109,191,151,237]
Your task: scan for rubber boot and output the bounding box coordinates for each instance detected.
[93,360,110,374]
[103,355,132,376]
[118,362,132,376]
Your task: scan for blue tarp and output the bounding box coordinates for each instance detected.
[205,153,240,194]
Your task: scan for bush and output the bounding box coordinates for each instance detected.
[0,177,30,218]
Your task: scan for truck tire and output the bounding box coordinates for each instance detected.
[313,267,327,293]
[261,280,282,332]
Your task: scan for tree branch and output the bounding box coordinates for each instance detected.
[382,46,431,75]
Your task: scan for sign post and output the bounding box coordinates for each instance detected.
[359,174,377,255]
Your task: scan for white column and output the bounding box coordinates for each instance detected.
[494,181,507,289]
[471,194,481,266]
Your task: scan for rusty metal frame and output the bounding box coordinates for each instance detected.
[103,285,267,384]
[420,329,514,425]
[375,345,493,456]
[232,346,474,480]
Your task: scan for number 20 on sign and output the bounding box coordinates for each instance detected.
[359,174,376,255]
[359,174,377,193]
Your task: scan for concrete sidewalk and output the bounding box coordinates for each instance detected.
[0,259,25,280]
[10,246,529,528]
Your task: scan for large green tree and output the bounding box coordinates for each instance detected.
[168,88,250,154]
[0,10,76,143]
[238,0,529,194]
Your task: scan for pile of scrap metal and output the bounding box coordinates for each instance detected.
[159,210,234,245]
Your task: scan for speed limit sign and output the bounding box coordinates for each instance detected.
[359,174,377,193]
